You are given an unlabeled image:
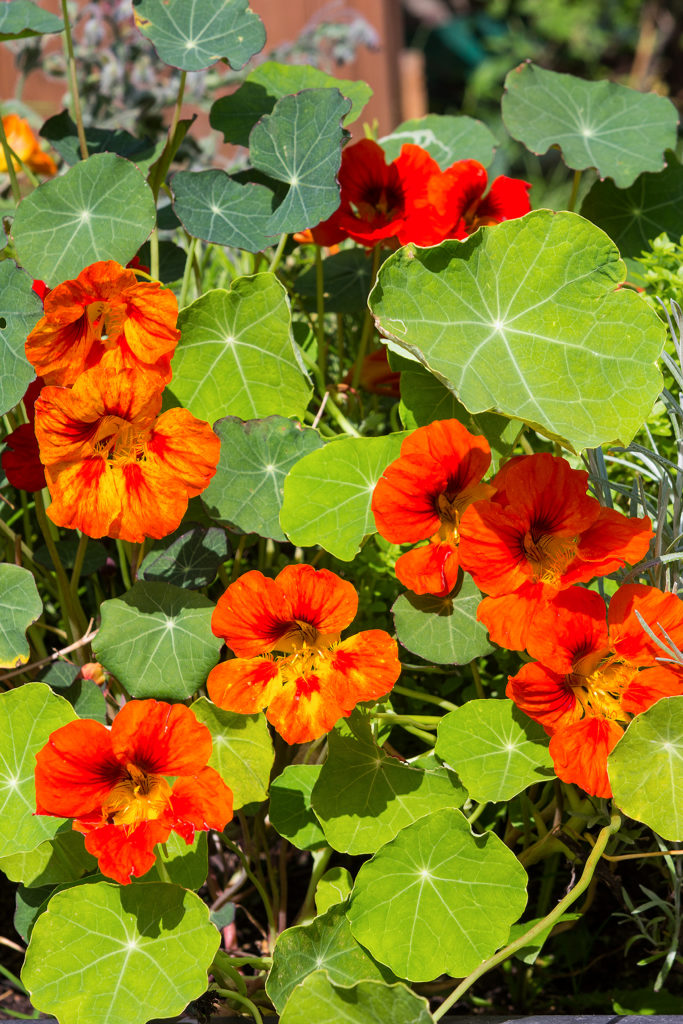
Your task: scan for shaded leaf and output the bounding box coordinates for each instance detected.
[0,829,96,886]
[0,0,62,39]
[381,113,496,169]
[0,564,42,668]
[392,576,494,665]
[93,582,221,700]
[34,536,107,576]
[172,276,311,423]
[145,831,208,890]
[0,261,41,417]
[371,211,664,451]
[139,523,229,589]
[270,764,326,851]
[40,111,162,172]
[202,416,322,541]
[315,867,353,915]
[279,972,433,1024]
[12,153,156,285]
[172,169,277,253]
[190,697,273,810]
[295,249,376,313]
[436,699,554,802]
[347,808,528,980]
[502,63,678,188]
[132,0,265,71]
[280,432,408,560]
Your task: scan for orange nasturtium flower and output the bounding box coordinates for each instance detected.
[506,584,683,797]
[207,565,401,745]
[0,114,57,176]
[34,366,220,542]
[372,419,495,597]
[458,454,653,650]
[35,700,233,885]
[440,159,532,239]
[25,260,180,386]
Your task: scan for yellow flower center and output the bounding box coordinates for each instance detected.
[101,763,172,832]
[568,657,635,723]
[523,530,578,586]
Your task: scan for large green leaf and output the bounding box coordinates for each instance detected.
[280,432,408,560]
[380,114,496,169]
[138,523,229,589]
[581,154,683,263]
[190,698,273,810]
[12,153,156,285]
[436,699,554,802]
[202,416,322,541]
[132,0,265,71]
[210,62,371,146]
[280,972,433,1024]
[250,89,350,235]
[501,63,678,188]
[0,563,42,667]
[370,211,665,451]
[267,903,395,1013]
[93,582,221,700]
[311,716,466,854]
[23,881,220,1024]
[347,807,528,980]
[171,169,277,253]
[0,0,62,38]
[0,829,96,886]
[269,764,326,851]
[392,576,493,665]
[0,684,77,857]
[0,262,41,417]
[172,277,311,423]
[316,867,353,915]
[608,696,683,840]
[40,111,162,172]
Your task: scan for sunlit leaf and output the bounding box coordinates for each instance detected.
[0,564,42,668]
[145,832,208,890]
[381,113,496,169]
[392,577,493,665]
[190,697,273,810]
[0,829,96,886]
[269,764,326,851]
[0,261,40,417]
[132,0,265,71]
[279,972,433,1024]
[0,0,62,39]
[316,867,353,915]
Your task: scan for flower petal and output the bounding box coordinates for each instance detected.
[506,662,579,733]
[621,665,683,714]
[326,629,401,707]
[609,584,683,665]
[110,701,213,777]
[169,766,234,841]
[266,672,347,745]
[395,540,459,597]
[524,586,610,672]
[76,819,170,885]
[275,564,358,635]
[207,656,281,713]
[211,571,295,657]
[549,718,623,798]
[145,408,220,498]
[35,719,122,818]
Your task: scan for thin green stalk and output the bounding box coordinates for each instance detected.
[34,490,87,643]
[149,227,160,282]
[115,538,133,590]
[213,988,263,1023]
[470,660,485,699]
[393,683,457,712]
[167,70,187,146]
[293,846,333,925]
[433,812,622,1020]
[351,245,381,391]
[222,836,277,940]
[0,517,58,598]
[0,113,22,203]
[69,533,88,598]
[315,246,327,380]
[153,844,173,884]
[230,535,248,583]
[269,232,288,273]
[374,712,441,727]
[402,724,439,744]
[324,393,361,436]
[466,801,489,826]
[567,169,582,213]
[60,0,88,160]
[179,235,198,307]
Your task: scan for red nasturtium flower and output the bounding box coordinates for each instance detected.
[0,114,57,176]
[207,565,401,744]
[25,260,180,386]
[372,419,495,596]
[440,159,532,239]
[2,377,46,492]
[458,454,653,650]
[311,138,457,248]
[507,584,683,797]
[34,365,220,542]
[35,700,233,885]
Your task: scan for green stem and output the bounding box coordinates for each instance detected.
[213,988,264,1023]
[69,533,88,599]
[432,812,622,1020]
[466,801,489,826]
[293,846,333,925]
[60,0,88,160]
[153,844,173,884]
[179,235,198,307]
[268,232,288,273]
[34,490,87,643]
[167,70,187,146]
[222,836,277,940]
[567,169,582,213]
[374,712,441,726]
[149,227,160,282]
[393,683,457,712]
[470,660,485,699]
[0,113,22,203]
[315,246,327,380]
[0,517,58,598]
[351,245,382,391]
[115,539,133,590]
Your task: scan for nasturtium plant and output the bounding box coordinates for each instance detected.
[2,3,682,1021]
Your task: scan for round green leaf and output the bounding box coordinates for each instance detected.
[392,576,493,665]
[436,699,554,802]
[172,169,278,253]
[12,153,156,285]
[23,880,220,1024]
[0,829,96,886]
[280,432,408,560]
[608,695,683,840]
[381,113,496,169]
[280,972,432,1024]
[190,697,274,810]
[250,89,350,235]
[132,0,265,71]
[295,249,376,313]
[269,764,326,851]
[0,0,62,38]
[172,276,311,423]
[581,153,683,263]
[267,903,395,1013]
[0,563,42,668]
[347,807,528,981]
[202,416,322,541]
[0,261,41,417]
[501,63,678,187]
[139,523,229,589]
[316,867,353,915]
[370,211,665,452]
[145,831,208,890]
[0,683,77,856]
[311,716,466,854]
[93,582,221,700]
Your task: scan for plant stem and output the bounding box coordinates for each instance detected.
[222,836,277,942]
[149,227,160,282]
[432,812,621,1020]
[116,539,133,590]
[393,683,457,712]
[168,70,187,145]
[293,846,333,925]
[567,169,582,213]
[269,232,288,273]
[374,712,441,726]
[34,490,88,644]
[315,246,327,380]
[0,113,22,203]
[179,235,198,307]
[213,988,264,1023]
[69,533,88,598]
[60,0,88,160]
